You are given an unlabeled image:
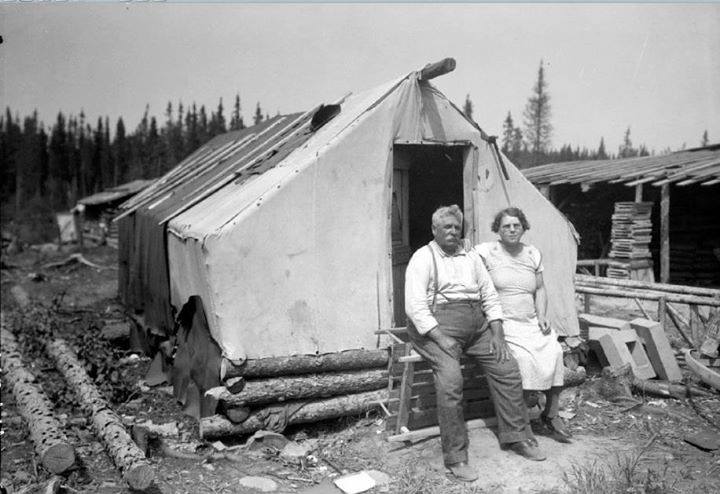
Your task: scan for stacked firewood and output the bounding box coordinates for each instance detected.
[608,201,653,279]
[200,349,390,439]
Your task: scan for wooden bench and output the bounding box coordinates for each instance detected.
[377,328,498,442]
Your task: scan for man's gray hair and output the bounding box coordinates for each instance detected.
[432,205,463,228]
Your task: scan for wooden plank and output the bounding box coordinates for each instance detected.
[387,408,542,443]
[660,183,670,283]
[387,398,496,431]
[388,386,491,408]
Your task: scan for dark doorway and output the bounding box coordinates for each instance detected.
[391,144,467,326]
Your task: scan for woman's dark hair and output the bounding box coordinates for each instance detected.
[491,207,530,233]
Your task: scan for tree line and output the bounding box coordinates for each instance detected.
[2,62,711,220]
[0,95,271,215]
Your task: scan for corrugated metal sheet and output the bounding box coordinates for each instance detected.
[78,179,156,206]
[522,145,720,187]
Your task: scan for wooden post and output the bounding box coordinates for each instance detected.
[660,183,670,283]
[419,58,456,81]
[634,184,643,203]
[689,304,700,348]
[658,296,667,331]
[584,293,592,314]
[594,260,600,277]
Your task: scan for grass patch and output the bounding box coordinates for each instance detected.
[563,434,678,494]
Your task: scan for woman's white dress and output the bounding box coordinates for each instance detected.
[475,241,564,390]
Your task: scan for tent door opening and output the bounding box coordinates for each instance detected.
[391,143,472,327]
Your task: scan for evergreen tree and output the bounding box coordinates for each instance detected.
[501,112,514,153]
[511,128,524,155]
[618,127,638,158]
[523,60,553,165]
[185,103,200,155]
[147,116,161,177]
[91,117,105,192]
[198,105,209,144]
[701,130,709,147]
[104,116,112,186]
[35,124,49,199]
[66,115,80,204]
[254,102,264,126]
[78,112,89,198]
[15,113,42,210]
[113,118,129,184]
[463,94,473,120]
[230,93,244,131]
[596,137,608,160]
[209,98,227,137]
[1,108,21,204]
[47,112,70,209]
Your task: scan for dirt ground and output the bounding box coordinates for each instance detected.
[1,244,719,494]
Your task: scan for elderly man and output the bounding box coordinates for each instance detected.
[405,205,545,482]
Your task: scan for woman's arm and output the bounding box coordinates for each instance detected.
[535,271,551,335]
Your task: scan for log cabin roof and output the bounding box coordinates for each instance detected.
[522,144,720,187]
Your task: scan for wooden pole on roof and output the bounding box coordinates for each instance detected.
[660,183,670,283]
[634,183,643,202]
[419,58,456,81]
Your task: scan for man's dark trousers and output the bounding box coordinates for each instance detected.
[408,301,530,466]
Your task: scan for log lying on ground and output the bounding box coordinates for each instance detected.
[632,378,714,399]
[208,368,387,409]
[200,389,386,439]
[221,348,390,380]
[45,338,154,491]
[41,253,114,271]
[0,325,76,474]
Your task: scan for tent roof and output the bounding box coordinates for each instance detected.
[522,144,720,187]
[116,112,311,222]
[78,179,156,206]
[116,75,407,232]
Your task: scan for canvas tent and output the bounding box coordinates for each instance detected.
[116,59,579,412]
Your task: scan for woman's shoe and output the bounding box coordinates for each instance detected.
[543,416,573,443]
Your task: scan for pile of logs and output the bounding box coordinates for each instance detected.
[1,309,154,491]
[200,349,390,440]
[607,201,653,279]
[0,321,76,475]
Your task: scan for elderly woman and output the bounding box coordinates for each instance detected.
[475,207,571,443]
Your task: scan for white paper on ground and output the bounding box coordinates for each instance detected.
[333,471,377,494]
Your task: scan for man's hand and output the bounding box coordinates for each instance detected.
[426,327,461,358]
[538,318,551,336]
[488,320,511,363]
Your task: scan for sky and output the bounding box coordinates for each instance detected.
[2,3,719,154]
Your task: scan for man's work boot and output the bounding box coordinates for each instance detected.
[543,416,573,443]
[508,440,547,461]
[447,462,478,482]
